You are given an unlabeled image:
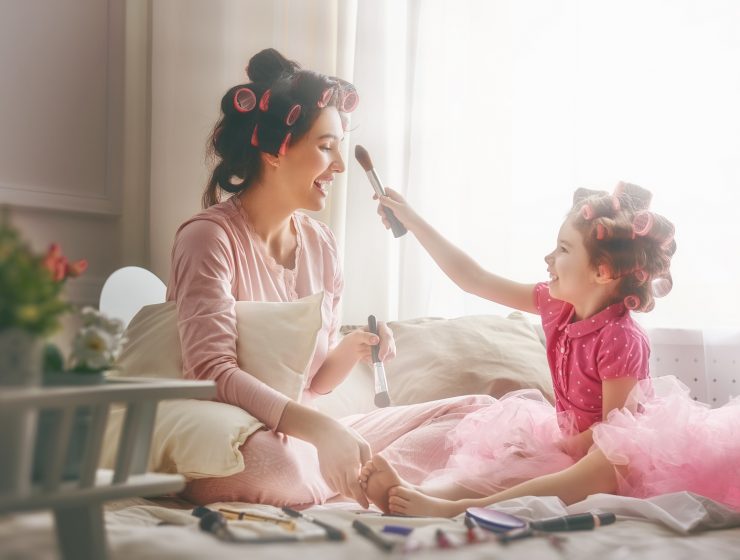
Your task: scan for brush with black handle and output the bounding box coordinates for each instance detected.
[354,145,408,238]
[368,315,391,408]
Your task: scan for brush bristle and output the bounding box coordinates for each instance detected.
[374,391,391,408]
[354,144,374,171]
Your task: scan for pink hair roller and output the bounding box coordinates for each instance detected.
[317,87,334,108]
[580,204,595,220]
[278,132,292,156]
[259,89,272,112]
[250,125,259,147]
[632,211,654,237]
[652,276,673,298]
[233,87,257,113]
[596,223,607,240]
[634,269,649,283]
[340,89,359,113]
[624,295,641,310]
[285,104,302,126]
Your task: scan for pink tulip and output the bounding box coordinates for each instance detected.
[66,259,88,278]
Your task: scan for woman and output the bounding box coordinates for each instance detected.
[168,49,494,507]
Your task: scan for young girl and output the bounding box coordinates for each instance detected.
[361,183,740,516]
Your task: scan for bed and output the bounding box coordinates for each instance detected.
[1,309,738,559]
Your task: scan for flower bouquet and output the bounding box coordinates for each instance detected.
[0,209,87,386]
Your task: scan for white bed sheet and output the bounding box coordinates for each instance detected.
[1,493,739,560]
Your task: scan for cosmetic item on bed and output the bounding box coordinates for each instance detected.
[354,145,408,238]
[381,524,414,536]
[282,507,345,541]
[352,519,396,552]
[194,507,303,544]
[435,528,455,549]
[368,314,392,407]
[529,511,616,531]
[465,507,528,533]
[217,507,296,531]
[463,514,485,544]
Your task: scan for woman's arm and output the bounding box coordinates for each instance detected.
[277,401,371,507]
[378,189,537,314]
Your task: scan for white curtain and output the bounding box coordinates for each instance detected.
[342,0,740,329]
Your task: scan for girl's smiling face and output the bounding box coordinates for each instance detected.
[544,217,599,306]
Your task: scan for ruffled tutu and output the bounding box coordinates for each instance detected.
[422,389,576,496]
[592,376,740,509]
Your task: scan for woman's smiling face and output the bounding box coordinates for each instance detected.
[276,107,346,212]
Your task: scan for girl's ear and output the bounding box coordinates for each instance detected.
[595,264,615,284]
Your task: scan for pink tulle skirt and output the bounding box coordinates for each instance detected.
[422,389,577,495]
[424,377,740,509]
[593,376,740,509]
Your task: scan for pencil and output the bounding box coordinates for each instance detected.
[218,507,296,531]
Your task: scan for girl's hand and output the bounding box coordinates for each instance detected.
[375,188,420,231]
[340,322,396,364]
[312,421,372,508]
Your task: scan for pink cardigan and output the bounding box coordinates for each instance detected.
[166,196,343,430]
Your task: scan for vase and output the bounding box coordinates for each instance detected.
[0,327,44,387]
[0,328,44,497]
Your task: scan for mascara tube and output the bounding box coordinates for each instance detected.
[529,512,616,532]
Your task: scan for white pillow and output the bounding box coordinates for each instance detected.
[101,292,324,479]
[316,312,553,419]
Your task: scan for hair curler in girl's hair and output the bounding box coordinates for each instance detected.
[634,268,649,283]
[624,294,641,310]
[651,274,673,298]
[614,181,652,211]
[632,211,675,247]
[595,223,608,240]
[581,204,595,220]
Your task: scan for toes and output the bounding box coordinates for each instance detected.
[388,496,407,515]
[392,486,413,499]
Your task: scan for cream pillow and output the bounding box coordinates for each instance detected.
[316,312,552,418]
[101,291,324,479]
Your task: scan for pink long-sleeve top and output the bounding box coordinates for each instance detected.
[166,196,343,431]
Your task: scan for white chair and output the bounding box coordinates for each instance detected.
[99,266,167,328]
[0,266,215,560]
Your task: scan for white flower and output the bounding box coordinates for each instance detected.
[70,325,116,371]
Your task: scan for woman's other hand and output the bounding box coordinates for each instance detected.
[340,322,396,363]
[312,421,372,508]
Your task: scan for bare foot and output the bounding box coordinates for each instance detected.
[388,486,466,518]
[359,455,411,514]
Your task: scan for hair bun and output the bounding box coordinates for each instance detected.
[246,48,300,84]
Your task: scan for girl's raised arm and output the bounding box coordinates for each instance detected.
[378,189,537,314]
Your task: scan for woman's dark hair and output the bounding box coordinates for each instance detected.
[568,182,676,313]
[203,48,357,208]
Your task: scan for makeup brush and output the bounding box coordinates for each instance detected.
[368,315,391,408]
[354,145,408,238]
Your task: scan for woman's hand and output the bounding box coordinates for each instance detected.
[312,421,372,508]
[375,188,420,232]
[339,322,396,363]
